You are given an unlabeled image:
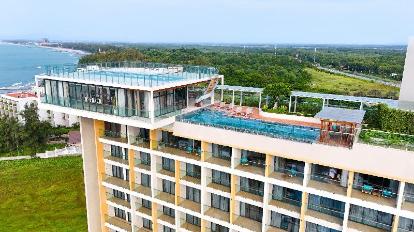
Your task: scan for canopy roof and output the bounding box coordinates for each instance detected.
[315,107,366,124]
[217,85,263,93]
[291,91,398,107]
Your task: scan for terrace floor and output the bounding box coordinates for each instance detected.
[181,222,201,232]
[159,169,175,178]
[308,179,347,196]
[347,220,388,232]
[178,198,201,213]
[158,213,175,225]
[137,206,152,217]
[107,195,131,208]
[181,175,201,185]
[205,207,230,222]
[401,200,414,212]
[106,216,132,232]
[236,190,263,202]
[205,156,231,168]
[135,163,151,171]
[236,164,265,176]
[306,208,343,226]
[155,192,175,204]
[233,215,262,232]
[102,136,128,144]
[104,155,129,166]
[157,146,201,161]
[269,171,303,186]
[134,185,152,197]
[207,182,231,193]
[103,176,130,190]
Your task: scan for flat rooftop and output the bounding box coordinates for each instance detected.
[1,92,37,99]
[40,62,220,89]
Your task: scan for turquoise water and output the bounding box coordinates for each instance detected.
[0,43,79,91]
[179,109,320,143]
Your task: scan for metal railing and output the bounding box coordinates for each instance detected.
[353,183,398,198]
[271,194,302,207]
[274,166,305,178]
[156,141,201,156]
[208,176,231,187]
[238,184,264,197]
[129,135,150,148]
[310,173,344,186]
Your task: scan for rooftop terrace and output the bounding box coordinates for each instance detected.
[41,61,219,88]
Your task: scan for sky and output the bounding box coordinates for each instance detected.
[0,0,413,45]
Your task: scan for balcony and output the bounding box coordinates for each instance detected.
[237,184,264,202]
[104,151,129,166]
[134,183,152,197]
[181,221,201,232]
[348,216,391,232]
[233,214,262,232]
[154,189,175,205]
[348,205,393,232]
[156,141,201,161]
[136,202,152,217]
[204,205,230,222]
[269,194,301,214]
[158,209,175,225]
[207,176,231,193]
[271,161,305,186]
[204,151,232,167]
[181,170,201,185]
[352,183,397,208]
[307,203,344,226]
[402,192,414,212]
[106,192,131,208]
[105,214,132,232]
[135,157,151,171]
[102,174,130,190]
[236,151,266,176]
[101,130,128,144]
[129,135,150,149]
[178,196,201,213]
[135,227,152,232]
[308,174,347,196]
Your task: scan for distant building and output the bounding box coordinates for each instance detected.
[0,91,79,126]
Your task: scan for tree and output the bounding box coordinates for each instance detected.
[264,83,291,109]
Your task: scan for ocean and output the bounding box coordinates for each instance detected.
[0,43,79,93]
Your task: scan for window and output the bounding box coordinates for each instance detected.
[186,163,201,179]
[162,157,175,172]
[349,205,393,230]
[305,222,340,232]
[212,170,230,187]
[114,207,126,220]
[211,223,229,232]
[186,214,201,226]
[154,87,187,116]
[274,157,305,177]
[241,150,266,167]
[240,177,264,196]
[112,165,124,179]
[143,218,152,230]
[163,226,175,232]
[240,202,263,222]
[272,185,302,206]
[142,199,152,209]
[141,173,151,187]
[113,189,130,202]
[162,180,175,195]
[211,193,230,212]
[186,186,201,203]
[163,206,175,217]
[111,145,125,159]
[140,152,151,165]
[211,144,232,160]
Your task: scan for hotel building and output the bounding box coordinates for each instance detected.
[36,41,414,232]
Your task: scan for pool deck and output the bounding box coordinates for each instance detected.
[210,104,321,129]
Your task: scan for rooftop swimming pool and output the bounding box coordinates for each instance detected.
[178,109,320,143]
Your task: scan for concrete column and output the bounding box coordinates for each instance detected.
[240,91,243,106]
[152,202,158,232]
[347,171,355,197]
[232,90,235,107]
[231,148,241,169]
[392,215,400,232]
[261,183,271,232]
[303,162,312,187]
[230,174,237,224]
[342,202,351,231]
[265,154,272,177]
[294,96,297,113]
[148,90,155,123]
[299,192,309,232]
[289,95,292,112]
[175,160,181,206]
[259,93,262,109]
[322,98,325,109]
[128,149,135,191]
[397,182,405,210]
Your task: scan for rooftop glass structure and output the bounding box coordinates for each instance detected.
[177,108,320,143]
[41,61,219,88]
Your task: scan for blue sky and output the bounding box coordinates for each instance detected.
[0,0,413,44]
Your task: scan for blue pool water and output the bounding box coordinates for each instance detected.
[179,109,320,143]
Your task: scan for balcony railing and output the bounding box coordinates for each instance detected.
[43,62,218,87]
[239,184,264,197]
[156,141,201,159]
[106,192,131,208]
[104,151,129,165]
[308,203,344,219]
[275,166,304,178]
[105,214,132,232]
[102,174,130,190]
[154,189,176,204]
[129,135,150,148]
[271,194,302,207]
[348,215,392,231]
[353,183,398,198]
[41,95,150,118]
[210,176,231,187]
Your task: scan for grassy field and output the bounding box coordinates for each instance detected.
[307,68,400,99]
[0,143,67,158]
[0,156,87,232]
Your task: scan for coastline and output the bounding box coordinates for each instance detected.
[37,45,90,56]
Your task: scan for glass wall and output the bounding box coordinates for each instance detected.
[272,185,302,207]
[154,87,187,117]
[240,177,264,196]
[211,144,232,161]
[240,202,263,222]
[270,211,299,232]
[308,194,345,219]
[211,193,230,212]
[305,222,340,232]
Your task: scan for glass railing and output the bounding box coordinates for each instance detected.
[156,141,201,157]
[129,135,150,148]
[308,203,344,219]
[40,95,150,118]
[102,174,130,189]
[274,166,305,178]
[310,173,344,186]
[177,195,201,212]
[210,152,232,161]
[204,204,230,221]
[43,62,218,87]
[106,192,131,207]
[209,176,231,187]
[266,221,300,232]
[104,151,129,165]
[182,170,202,180]
[404,192,414,203]
[154,189,176,204]
[156,163,175,176]
[105,214,132,231]
[135,157,151,167]
[358,129,414,151]
[348,214,392,231]
[239,184,264,197]
[271,194,302,207]
[353,183,398,198]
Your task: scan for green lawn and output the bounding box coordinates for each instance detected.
[0,156,87,232]
[307,68,400,99]
[0,143,67,158]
